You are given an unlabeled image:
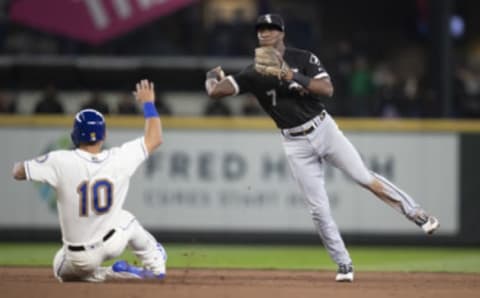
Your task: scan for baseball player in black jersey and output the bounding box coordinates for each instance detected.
[205,13,439,282]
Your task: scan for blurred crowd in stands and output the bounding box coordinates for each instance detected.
[1,0,480,118]
[324,40,480,118]
[0,85,265,117]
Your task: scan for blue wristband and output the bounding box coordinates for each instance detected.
[143,102,159,118]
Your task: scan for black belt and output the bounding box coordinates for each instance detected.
[289,125,315,137]
[67,229,115,252]
[283,111,326,137]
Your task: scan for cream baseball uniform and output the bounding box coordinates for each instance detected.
[25,137,166,282]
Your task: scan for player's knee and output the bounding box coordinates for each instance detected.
[352,170,375,188]
[71,260,97,274]
[366,178,384,196]
[52,249,66,281]
[70,253,102,275]
[309,206,332,221]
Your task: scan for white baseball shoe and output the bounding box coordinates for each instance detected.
[335,263,354,282]
[421,216,440,235]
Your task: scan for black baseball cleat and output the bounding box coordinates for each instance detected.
[414,212,440,235]
[335,263,354,282]
[421,216,440,235]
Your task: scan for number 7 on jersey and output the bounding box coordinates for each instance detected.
[267,89,277,106]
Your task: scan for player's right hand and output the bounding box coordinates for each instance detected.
[133,79,155,103]
[206,66,225,81]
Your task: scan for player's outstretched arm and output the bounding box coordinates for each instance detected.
[205,66,236,99]
[305,77,334,97]
[12,162,26,180]
[134,79,163,154]
[284,70,334,97]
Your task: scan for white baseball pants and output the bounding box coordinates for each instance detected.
[53,210,166,282]
[282,112,422,265]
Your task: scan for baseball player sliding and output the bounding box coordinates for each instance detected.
[205,14,440,282]
[12,79,167,282]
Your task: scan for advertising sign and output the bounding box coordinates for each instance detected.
[10,0,197,44]
[1,128,459,235]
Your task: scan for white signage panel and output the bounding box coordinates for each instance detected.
[0,128,458,235]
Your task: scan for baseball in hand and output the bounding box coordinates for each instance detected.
[218,68,225,80]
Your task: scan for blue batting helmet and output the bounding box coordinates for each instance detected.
[71,109,106,147]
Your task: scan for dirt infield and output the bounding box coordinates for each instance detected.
[1,267,479,298]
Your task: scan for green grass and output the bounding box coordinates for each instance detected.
[0,243,479,273]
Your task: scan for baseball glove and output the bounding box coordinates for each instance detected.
[254,47,290,80]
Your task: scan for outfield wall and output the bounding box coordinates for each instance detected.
[0,116,478,245]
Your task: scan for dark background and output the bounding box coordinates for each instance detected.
[1,0,480,118]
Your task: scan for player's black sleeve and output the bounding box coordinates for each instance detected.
[232,65,255,95]
[304,51,330,79]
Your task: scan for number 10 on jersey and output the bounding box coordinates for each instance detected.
[77,179,113,216]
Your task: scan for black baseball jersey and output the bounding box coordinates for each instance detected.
[230,47,329,129]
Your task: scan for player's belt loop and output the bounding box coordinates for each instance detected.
[314,110,326,126]
[319,110,326,120]
[102,229,115,242]
[67,229,116,252]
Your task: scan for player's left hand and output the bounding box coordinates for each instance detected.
[133,79,155,103]
[254,47,291,80]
